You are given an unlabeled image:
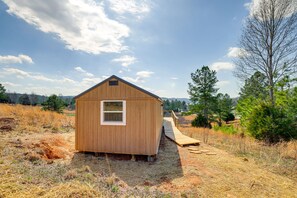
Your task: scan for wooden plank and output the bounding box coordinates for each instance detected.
[206,153,217,155]
[190,151,203,154]
[164,117,200,146]
[188,148,199,151]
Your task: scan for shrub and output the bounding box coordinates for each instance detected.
[247,103,297,143]
[0,84,9,103]
[224,113,235,123]
[181,111,192,116]
[213,125,237,134]
[19,94,31,105]
[42,94,65,113]
[191,114,211,128]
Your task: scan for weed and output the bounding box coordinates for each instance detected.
[64,169,78,180]
[213,124,237,134]
[105,176,115,187]
[111,185,119,193]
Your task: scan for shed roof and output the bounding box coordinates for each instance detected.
[74,75,162,101]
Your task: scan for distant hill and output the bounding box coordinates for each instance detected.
[162,97,190,103]
[5,92,238,107]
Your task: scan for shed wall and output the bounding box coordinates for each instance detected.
[75,78,162,155]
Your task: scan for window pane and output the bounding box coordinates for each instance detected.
[104,102,123,111]
[104,113,123,122]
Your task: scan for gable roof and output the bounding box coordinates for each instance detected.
[74,75,162,101]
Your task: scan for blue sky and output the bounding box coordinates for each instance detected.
[0,0,252,98]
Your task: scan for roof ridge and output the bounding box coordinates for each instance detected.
[74,75,162,101]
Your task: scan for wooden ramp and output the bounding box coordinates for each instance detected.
[163,117,200,146]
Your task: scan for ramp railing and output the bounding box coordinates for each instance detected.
[171,110,178,127]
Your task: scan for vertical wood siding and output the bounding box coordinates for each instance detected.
[75,78,162,155]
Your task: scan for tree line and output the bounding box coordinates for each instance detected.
[0,84,75,113]
[162,99,188,112]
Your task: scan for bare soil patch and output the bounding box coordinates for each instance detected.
[0,114,296,197]
[0,117,16,132]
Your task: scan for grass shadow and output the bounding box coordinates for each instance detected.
[69,133,183,187]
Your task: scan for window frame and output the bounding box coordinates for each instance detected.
[100,100,126,126]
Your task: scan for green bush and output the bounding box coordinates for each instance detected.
[224,113,235,123]
[42,94,65,113]
[191,114,211,128]
[247,103,297,143]
[181,111,192,116]
[213,125,237,134]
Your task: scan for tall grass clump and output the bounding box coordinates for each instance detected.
[0,104,74,132]
[213,124,237,135]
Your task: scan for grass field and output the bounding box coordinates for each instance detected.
[0,104,297,197]
[178,114,297,181]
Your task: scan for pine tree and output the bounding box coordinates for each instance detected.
[19,94,31,105]
[0,84,9,103]
[188,66,218,121]
[42,94,65,113]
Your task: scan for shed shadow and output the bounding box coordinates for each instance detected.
[69,133,183,187]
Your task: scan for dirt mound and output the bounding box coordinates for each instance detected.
[0,117,16,131]
[23,134,73,161]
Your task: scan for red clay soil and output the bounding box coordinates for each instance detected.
[0,117,16,131]
[22,134,74,161]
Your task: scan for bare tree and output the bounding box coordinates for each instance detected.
[234,0,297,105]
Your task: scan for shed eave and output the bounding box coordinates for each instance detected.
[74,75,162,101]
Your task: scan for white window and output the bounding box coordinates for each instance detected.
[100,100,126,125]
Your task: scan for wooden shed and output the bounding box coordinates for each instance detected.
[74,75,163,157]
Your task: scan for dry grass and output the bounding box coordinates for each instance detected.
[0,104,74,133]
[0,132,169,197]
[179,114,297,181]
[1,129,297,197]
[1,105,297,197]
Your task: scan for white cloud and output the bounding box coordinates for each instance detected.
[18,54,34,64]
[244,2,252,11]
[108,0,150,16]
[3,67,78,84]
[122,76,139,83]
[3,68,30,77]
[0,54,33,64]
[123,70,154,83]
[3,0,130,54]
[2,82,20,87]
[227,47,247,58]
[62,77,76,84]
[171,77,178,80]
[74,66,94,77]
[3,68,54,82]
[136,70,154,78]
[112,55,136,67]
[210,62,234,71]
[0,67,110,95]
[81,77,102,86]
[216,80,230,87]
